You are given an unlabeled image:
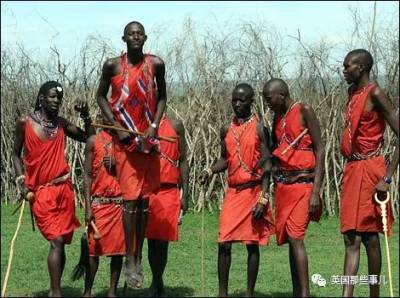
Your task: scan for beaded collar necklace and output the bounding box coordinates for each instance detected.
[31,111,59,139]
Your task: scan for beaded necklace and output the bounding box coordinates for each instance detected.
[30,111,59,139]
[230,114,261,178]
[345,83,374,152]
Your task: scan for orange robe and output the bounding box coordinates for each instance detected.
[218,115,274,245]
[88,131,125,256]
[340,83,394,235]
[110,53,160,200]
[24,115,80,243]
[272,102,320,246]
[146,117,181,241]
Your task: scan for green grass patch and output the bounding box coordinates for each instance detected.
[1,203,398,297]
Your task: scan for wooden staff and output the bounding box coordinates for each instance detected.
[90,221,101,240]
[2,200,26,297]
[92,123,177,143]
[374,191,393,297]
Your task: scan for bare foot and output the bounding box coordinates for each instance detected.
[158,281,168,297]
[124,261,143,289]
[48,290,62,297]
[148,281,158,297]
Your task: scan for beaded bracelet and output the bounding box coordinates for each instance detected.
[257,192,269,205]
[15,175,25,186]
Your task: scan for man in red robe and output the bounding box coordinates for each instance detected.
[340,49,398,297]
[199,83,275,297]
[12,81,95,297]
[82,119,125,297]
[262,78,325,297]
[145,114,189,297]
[96,21,167,288]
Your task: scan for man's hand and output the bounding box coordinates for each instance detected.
[116,130,132,145]
[103,156,116,168]
[308,193,321,215]
[198,170,210,185]
[375,179,390,198]
[16,176,30,202]
[252,202,265,220]
[144,125,157,139]
[74,101,90,118]
[180,197,188,215]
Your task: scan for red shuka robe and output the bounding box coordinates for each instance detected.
[24,115,80,243]
[88,130,125,256]
[340,83,394,235]
[272,102,320,245]
[218,115,275,245]
[110,53,160,200]
[146,117,181,241]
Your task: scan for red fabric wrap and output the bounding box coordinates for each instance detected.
[225,115,262,186]
[109,53,161,199]
[272,103,320,245]
[24,117,70,191]
[272,103,315,170]
[146,186,181,242]
[275,183,321,245]
[219,116,275,244]
[218,185,275,245]
[158,117,180,185]
[88,131,125,255]
[88,202,125,256]
[339,84,393,235]
[114,140,160,200]
[24,118,80,242]
[91,131,121,197]
[109,53,156,135]
[340,156,394,235]
[340,83,385,158]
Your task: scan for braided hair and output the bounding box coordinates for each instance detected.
[34,81,64,111]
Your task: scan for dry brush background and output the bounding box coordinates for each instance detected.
[1,11,399,216]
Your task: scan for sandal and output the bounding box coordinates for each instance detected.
[133,264,144,289]
[123,262,141,289]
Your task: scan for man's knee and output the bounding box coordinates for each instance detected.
[361,232,380,248]
[246,244,259,254]
[111,255,123,264]
[219,243,232,255]
[288,236,304,248]
[50,237,65,250]
[149,239,168,249]
[343,231,362,250]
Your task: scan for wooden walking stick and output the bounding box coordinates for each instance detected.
[90,220,102,240]
[2,200,26,297]
[374,191,393,297]
[92,123,178,143]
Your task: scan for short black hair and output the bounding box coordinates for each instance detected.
[347,49,374,72]
[123,21,145,35]
[35,81,63,111]
[263,78,289,97]
[233,83,254,99]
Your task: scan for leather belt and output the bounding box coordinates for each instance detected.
[274,169,315,184]
[91,196,123,205]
